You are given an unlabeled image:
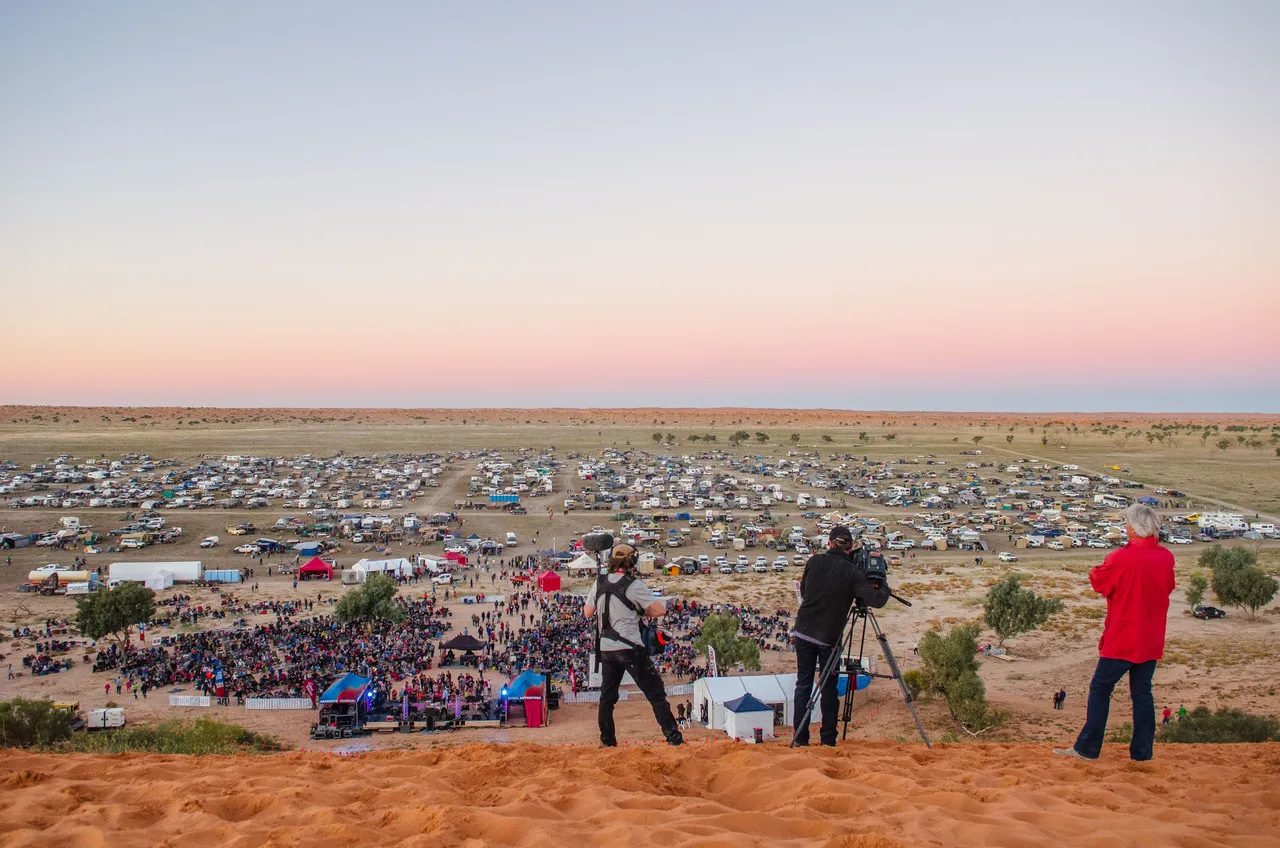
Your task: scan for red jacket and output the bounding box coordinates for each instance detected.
[1089,536,1175,662]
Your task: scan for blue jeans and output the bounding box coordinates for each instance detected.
[793,638,839,745]
[1074,658,1157,760]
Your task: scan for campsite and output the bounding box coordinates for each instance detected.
[0,407,1278,754]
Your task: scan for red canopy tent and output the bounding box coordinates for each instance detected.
[536,570,561,592]
[298,557,334,580]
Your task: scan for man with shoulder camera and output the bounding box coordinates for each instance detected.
[583,543,684,747]
[792,525,890,747]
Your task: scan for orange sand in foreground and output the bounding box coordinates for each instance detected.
[2,742,1277,847]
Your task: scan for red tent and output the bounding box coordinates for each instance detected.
[298,557,334,580]
[536,570,561,592]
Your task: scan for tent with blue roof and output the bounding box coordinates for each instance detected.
[723,693,775,742]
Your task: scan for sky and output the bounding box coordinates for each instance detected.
[1,1,1278,412]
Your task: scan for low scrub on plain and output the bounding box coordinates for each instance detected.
[1159,707,1280,744]
[66,717,287,754]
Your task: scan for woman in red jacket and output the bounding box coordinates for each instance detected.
[1055,504,1175,761]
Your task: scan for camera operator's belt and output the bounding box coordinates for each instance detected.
[595,575,644,650]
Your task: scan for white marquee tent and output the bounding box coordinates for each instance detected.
[692,673,810,731]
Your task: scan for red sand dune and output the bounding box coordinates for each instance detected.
[1,742,1277,847]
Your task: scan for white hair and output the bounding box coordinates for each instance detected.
[1123,504,1161,538]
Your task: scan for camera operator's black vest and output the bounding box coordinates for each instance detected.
[595,573,661,654]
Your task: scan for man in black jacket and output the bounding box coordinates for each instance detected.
[792,525,890,746]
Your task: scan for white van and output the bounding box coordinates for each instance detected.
[505,531,518,546]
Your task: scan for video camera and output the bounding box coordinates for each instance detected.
[849,541,888,583]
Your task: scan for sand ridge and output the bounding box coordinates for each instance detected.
[1,741,1277,847]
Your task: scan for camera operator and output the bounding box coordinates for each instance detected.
[792,525,890,747]
[583,544,684,747]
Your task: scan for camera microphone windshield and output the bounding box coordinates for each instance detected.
[581,532,615,554]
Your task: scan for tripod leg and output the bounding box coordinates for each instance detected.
[869,615,932,749]
[840,614,869,740]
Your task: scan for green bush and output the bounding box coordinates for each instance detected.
[0,699,74,748]
[66,717,287,755]
[901,669,923,700]
[917,624,1007,731]
[1159,707,1280,744]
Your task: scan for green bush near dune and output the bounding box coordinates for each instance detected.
[65,717,288,755]
[0,698,74,748]
[1159,707,1280,744]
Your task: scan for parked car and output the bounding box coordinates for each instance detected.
[772,556,789,571]
[737,555,748,567]
[120,538,145,549]
[199,536,219,548]
[734,563,749,574]
[997,552,1018,563]
[698,555,710,570]
[1192,605,1226,619]
[235,543,258,554]
[431,573,454,585]
[1086,539,1109,549]
[1169,536,1193,545]
[792,554,806,566]
[1047,541,1065,551]
[752,558,768,573]
[887,540,912,551]
[718,560,733,574]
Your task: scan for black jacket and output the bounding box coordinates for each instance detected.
[794,548,891,646]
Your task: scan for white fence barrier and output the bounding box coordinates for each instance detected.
[666,684,694,696]
[245,698,314,711]
[561,690,628,704]
[169,695,211,707]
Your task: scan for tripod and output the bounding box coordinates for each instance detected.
[791,595,932,749]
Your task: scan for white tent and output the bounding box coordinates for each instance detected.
[144,570,174,591]
[723,694,776,742]
[566,554,599,574]
[692,673,808,730]
[353,557,414,578]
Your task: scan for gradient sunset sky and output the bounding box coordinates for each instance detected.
[1,2,1277,411]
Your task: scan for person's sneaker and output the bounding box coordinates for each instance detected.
[1052,747,1093,760]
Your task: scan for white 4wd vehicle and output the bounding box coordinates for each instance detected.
[997,552,1018,563]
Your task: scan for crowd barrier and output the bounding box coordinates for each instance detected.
[169,695,211,707]
[245,698,314,710]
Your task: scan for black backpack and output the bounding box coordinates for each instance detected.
[594,574,663,656]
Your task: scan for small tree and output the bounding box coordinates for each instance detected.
[1202,545,1278,619]
[1185,572,1208,609]
[75,582,155,646]
[790,433,801,443]
[821,434,833,443]
[335,573,406,628]
[730,430,751,446]
[755,432,769,444]
[651,432,662,444]
[972,436,984,446]
[858,431,868,442]
[665,432,676,444]
[917,624,1005,730]
[0,698,75,748]
[983,575,1064,647]
[1005,435,1014,444]
[692,612,761,671]
[1217,438,1231,450]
